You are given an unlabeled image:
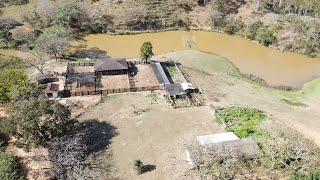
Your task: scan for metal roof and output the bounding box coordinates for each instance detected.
[165,84,186,96]
[151,61,170,85]
[181,83,195,91]
[197,132,240,145]
[67,73,95,84]
[94,59,128,72]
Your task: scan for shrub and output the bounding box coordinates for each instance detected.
[241,21,263,40]
[255,27,276,46]
[0,69,29,103]
[256,123,320,172]
[216,107,266,138]
[290,170,320,180]
[133,160,145,175]
[0,152,24,180]
[2,96,74,150]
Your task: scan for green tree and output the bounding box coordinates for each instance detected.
[140,42,154,63]
[35,25,70,61]
[54,3,82,29]
[0,69,28,104]
[255,27,276,47]
[0,152,24,180]
[2,97,75,150]
[133,160,145,175]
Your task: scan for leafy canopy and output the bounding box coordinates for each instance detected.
[54,3,82,29]
[35,25,70,61]
[2,96,75,150]
[0,152,24,180]
[0,69,28,104]
[140,42,154,62]
[256,27,276,47]
[134,160,145,175]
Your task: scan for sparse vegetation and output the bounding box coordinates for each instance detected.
[188,121,320,179]
[281,99,308,107]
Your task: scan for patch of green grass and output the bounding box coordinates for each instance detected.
[302,78,320,96]
[216,107,267,138]
[290,170,320,180]
[165,65,177,75]
[281,99,308,107]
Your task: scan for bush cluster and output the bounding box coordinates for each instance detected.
[216,107,267,138]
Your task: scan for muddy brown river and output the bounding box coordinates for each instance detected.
[2,31,320,88]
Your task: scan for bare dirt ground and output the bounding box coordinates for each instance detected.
[79,93,224,179]
[68,66,94,73]
[155,50,320,146]
[100,75,130,90]
[0,107,7,117]
[60,95,101,118]
[134,65,159,88]
[6,145,53,180]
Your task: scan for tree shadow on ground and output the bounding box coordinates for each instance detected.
[128,63,139,75]
[76,119,119,154]
[71,48,109,59]
[144,164,156,173]
[48,119,119,179]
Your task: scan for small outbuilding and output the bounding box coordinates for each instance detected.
[45,83,59,99]
[186,132,261,168]
[94,58,128,75]
[181,83,195,94]
[36,74,57,85]
[165,84,187,98]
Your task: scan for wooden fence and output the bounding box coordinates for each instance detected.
[67,62,94,67]
[65,85,162,97]
[127,61,149,65]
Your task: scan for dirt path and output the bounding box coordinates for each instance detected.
[80,93,224,179]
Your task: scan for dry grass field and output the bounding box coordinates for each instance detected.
[134,65,159,88]
[79,93,224,179]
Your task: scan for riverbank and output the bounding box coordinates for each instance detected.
[71,30,320,88]
[1,29,320,88]
[155,50,320,146]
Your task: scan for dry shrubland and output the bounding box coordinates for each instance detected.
[186,121,320,179]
